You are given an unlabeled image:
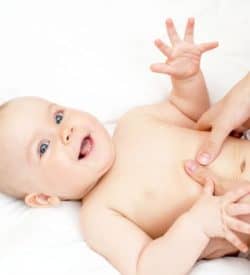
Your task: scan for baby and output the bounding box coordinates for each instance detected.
[1,18,250,275]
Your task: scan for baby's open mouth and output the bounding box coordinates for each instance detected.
[78,135,93,160]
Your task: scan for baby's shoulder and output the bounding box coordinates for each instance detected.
[117,102,195,130]
[118,105,151,126]
[110,106,154,141]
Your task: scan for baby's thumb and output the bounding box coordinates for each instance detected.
[196,127,228,165]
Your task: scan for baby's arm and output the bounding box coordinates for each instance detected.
[80,205,209,275]
[151,18,218,122]
[80,185,250,275]
[185,160,250,254]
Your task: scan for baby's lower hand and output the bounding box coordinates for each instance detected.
[186,179,250,253]
[150,18,218,80]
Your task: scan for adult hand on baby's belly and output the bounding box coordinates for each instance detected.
[184,159,250,197]
[183,159,229,196]
[183,159,250,258]
[194,73,250,165]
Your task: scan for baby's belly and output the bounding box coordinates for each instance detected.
[106,127,250,240]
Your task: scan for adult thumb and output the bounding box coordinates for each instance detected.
[196,127,228,165]
[184,160,215,186]
[203,178,215,195]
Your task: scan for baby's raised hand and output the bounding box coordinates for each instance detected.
[187,180,250,253]
[150,18,218,79]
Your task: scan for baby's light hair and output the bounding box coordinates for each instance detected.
[0,101,9,112]
[0,100,26,199]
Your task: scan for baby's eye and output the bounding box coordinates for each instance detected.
[54,111,64,124]
[38,140,50,157]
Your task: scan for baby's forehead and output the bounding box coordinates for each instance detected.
[0,96,52,143]
[3,97,53,120]
[7,96,51,111]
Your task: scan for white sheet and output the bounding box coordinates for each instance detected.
[0,0,250,274]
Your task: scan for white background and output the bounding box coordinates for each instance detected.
[0,0,249,122]
[0,1,249,274]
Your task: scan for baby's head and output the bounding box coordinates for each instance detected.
[0,96,115,207]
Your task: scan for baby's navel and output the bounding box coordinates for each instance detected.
[240,159,246,173]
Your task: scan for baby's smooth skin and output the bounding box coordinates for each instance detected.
[0,18,250,275]
[0,97,115,203]
[80,18,250,274]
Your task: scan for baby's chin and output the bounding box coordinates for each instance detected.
[81,181,98,198]
[88,146,115,194]
[92,134,115,176]
[72,149,115,199]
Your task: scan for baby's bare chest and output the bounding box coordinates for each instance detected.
[100,120,203,238]
[90,117,247,238]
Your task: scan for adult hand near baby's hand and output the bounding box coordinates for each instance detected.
[186,173,250,253]
[196,72,250,165]
[150,17,218,79]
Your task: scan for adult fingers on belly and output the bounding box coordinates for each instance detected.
[184,160,224,194]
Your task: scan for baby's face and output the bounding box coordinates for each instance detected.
[0,97,115,202]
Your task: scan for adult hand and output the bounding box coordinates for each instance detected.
[186,175,250,253]
[195,72,250,165]
[184,159,227,195]
[184,159,250,256]
[184,159,250,192]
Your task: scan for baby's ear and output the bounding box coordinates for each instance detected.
[24,193,61,208]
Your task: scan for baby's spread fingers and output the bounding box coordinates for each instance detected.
[225,186,250,204]
[165,18,181,45]
[198,41,219,53]
[225,215,250,234]
[154,39,172,58]
[150,63,176,75]
[224,228,249,253]
[227,203,250,216]
[184,17,195,42]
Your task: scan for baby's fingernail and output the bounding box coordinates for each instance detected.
[198,153,210,165]
[185,160,198,172]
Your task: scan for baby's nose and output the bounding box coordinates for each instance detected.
[61,127,74,144]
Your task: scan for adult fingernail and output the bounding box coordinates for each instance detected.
[198,153,210,165]
[185,160,198,172]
